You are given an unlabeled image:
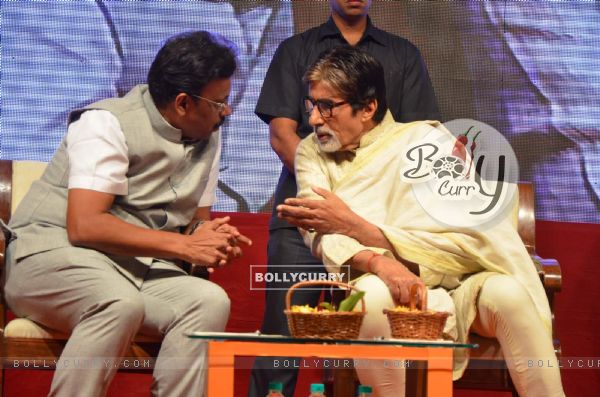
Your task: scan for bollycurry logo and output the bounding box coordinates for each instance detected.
[401,119,519,228]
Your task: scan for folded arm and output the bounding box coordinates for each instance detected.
[269,117,301,173]
[66,189,250,267]
[65,110,250,269]
[280,139,422,304]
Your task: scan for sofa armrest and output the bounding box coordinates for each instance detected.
[0,230,5,268]
[0,228,7,330]
[531,254,562,293]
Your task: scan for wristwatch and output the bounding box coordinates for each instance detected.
[189,219,205,235]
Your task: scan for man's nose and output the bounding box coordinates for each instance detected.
[222,104,233,117]
[308,106,324,126]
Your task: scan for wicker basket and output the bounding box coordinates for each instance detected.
[285,280,366,339]
[383,284,449,340]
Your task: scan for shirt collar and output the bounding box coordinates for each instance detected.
[141,85,185,144]
[319,16,386,46]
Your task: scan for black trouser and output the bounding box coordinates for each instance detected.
[248,227,327,397]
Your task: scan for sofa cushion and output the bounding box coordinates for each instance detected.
[3,318,159,343]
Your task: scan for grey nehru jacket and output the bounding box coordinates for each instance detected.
[7,85,220,288]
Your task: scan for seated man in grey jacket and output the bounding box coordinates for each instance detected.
[2,31,250,397]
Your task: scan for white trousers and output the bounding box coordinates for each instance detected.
[352,274,565,397]
[4,245,231,397]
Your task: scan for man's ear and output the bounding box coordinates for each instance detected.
[174,93,193,116]
[361,99,378,122]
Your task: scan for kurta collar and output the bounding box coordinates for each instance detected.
[141,85,185,144]
[319,16,386,46]
[358,111,396,148]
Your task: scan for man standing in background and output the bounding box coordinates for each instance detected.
[249,1,439,395]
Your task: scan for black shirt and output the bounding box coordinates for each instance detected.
[256,17,440,230]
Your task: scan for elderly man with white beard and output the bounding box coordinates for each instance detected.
[277,46,565,397]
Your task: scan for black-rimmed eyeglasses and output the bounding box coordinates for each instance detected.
[191,94,230,113]
[304,96,348,119]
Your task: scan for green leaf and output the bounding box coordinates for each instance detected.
[338,291,365,312]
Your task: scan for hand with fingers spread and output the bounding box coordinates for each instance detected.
[277,186,360,235]
[214,219,252,247]
[214,218,253,264]
[186,216,252,273]
[368,254,425,306]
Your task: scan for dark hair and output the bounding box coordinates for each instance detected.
[148,31,237,108]
[304,46,388,123]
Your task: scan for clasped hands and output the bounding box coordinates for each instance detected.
[185,216,252,273]
[276,186,356,235]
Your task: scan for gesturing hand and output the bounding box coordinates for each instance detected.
[369,255,425,306]
[277,186,359,235]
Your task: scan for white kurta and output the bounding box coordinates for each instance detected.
[294,112,552,378]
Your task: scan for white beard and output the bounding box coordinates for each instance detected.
[314,128,343,153]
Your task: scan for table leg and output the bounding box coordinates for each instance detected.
[207,341,235,397]
[426,348,453,397]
